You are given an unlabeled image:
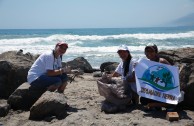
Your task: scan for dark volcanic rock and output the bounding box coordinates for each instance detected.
[7,82,46,110]
[0,100,10,117]
[159,47,194,110]
[100,62,119,73]
[65,57,93,73]
[29,91,68,120]
[0,51,37,99]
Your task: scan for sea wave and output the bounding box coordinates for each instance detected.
[46,31,194,40]
[0,31,194,45]
[0,44,183,56]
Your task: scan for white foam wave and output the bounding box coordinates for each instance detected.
[68,41,83,46]
[0,37,46,45]
[1,44,194,68]
[0,31,194,45]
[130,31,194,40]
[1,44,194,55]
[0,45,144,55]
[47,31,194,40]
[66,45,148,54]
[0,45,54,54]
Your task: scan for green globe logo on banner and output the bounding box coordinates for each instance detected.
[139,65,178,92]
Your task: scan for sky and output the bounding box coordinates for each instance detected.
[0,0,194,29]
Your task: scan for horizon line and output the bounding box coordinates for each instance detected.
[0,25,193,30]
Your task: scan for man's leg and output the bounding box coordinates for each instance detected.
[57,82,68,93]
[47,85,59,92]
[31,75,62,92]
[57,73,69,93]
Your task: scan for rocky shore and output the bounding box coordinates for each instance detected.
[0,48,194,126]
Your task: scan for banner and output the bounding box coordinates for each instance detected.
[134,58,180,104]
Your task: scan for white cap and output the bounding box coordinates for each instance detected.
[146,43,155,47]
[145,43,158,53]
[117,45,129,52]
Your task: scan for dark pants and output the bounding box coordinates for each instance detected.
[30,73,68,89]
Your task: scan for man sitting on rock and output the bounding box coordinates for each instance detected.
[27,42,71,93]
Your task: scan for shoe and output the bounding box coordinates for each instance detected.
[155,107,162,111]
[143,105,161,111]
[57,90,64,94]
[166,107,176,112]
[132,97,139,105]
[132,92,139,105]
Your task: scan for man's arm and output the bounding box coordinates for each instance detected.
[112,71,120,77]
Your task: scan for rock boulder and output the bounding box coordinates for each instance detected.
[29,91,68,120]
[0,51,37,99]
[7,82,46,110]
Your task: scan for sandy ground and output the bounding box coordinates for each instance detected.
[0,73,194,126]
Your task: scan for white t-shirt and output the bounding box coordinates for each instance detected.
[115,58,137,92]
[27,51,62,84]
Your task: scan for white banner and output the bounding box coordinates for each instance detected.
[135,58,180,105]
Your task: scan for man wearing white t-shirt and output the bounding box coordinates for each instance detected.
[112,45,138,104]
[27,42,70,93]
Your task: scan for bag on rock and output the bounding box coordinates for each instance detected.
[97,77,131,106]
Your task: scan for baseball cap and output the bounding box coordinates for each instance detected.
[56,42,68,48]
[145,43,158,53]
[117,45,129,53]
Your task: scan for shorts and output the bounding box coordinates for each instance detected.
[30,73,68,89]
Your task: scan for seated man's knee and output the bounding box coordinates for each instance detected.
[61,73,68,82]
[47,85,58,91]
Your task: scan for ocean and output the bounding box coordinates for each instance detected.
[0,26,194,68]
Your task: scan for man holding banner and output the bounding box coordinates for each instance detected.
[135,43,180,111]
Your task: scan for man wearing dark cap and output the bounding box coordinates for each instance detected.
[144,43,170,64]
[27,41,70,93]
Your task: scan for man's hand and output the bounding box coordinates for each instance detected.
[71,69,84,75]
[69,69,84,83]
[62,66,71,73]
[102,72,112,80]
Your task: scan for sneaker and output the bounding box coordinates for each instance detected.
[57,90,64,94]
[132,92,139,105]
[166,107,176,112]
[143,105,161,111]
